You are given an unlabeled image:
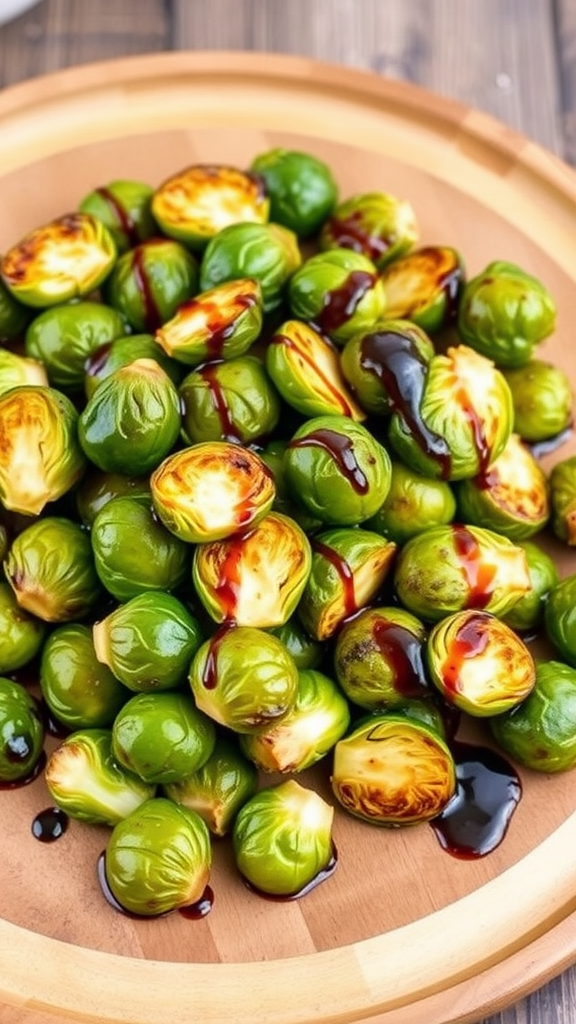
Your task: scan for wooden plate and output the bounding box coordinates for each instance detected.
[1,51,576,1024]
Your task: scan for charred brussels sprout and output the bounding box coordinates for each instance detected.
[379,245,464,332]
[84,332,183,400]
[503,541,559,632]
[179,355,281,446]
[78,178,157,253]
[288,248,385,345]
[0,676,44,782]
[331,714,456,826]
[104,238,198,333]
[503,359,574,443]
[339,319,435,417]
[155,278,263,366]
[40,623,127,729]
[250,148,338,238]
[0,582,46,673]
[199,221,301,314]
[544,574,576,666]
[25,301,127,392]
[233,779,334,896]
[319,191,418,269]
[0,277,32,341]
[457,260,556,368]
[0,349,48,396]
[366,460,456,545]
[75,470,151,527]
[549,456,576,546]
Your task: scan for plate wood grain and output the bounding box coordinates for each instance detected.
[0,51,576,1024]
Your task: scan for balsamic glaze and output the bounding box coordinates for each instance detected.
[288,428,369,494]
[315,270,376,334]
[241,847,338,901]
[370,618,429,697]
[32,806,69,843]
[94,186,140,248]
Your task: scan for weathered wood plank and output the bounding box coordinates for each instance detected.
[555,0,576,164]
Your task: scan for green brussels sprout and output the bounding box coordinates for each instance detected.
[297,527,397,641]
[426,609,536,716]
[40,623,127,729]
[503,359,574,443]
[93,591,203,692]
[0,581,46,674]
[78,359,182,476]
[331,714,456,825]
[104,238,198,333]
[549,456,576,546]
[265,319,367,421]
[155,278,263,366]
[5,516,102,623]
[0,212,117,308]
[152,164,270,249]
[268,616,325,670]
[455,433,550,540]
[457,260,556,368]
[544,574,576,666]
[490,659,576,772]
[366,460,456,545]
[199,221,302,315]
[0,676,44,783]
[283,414,392,526]
[25,301,127,392]
[250,147,338,238]
[150,441,276,544]
[0,277,33,341]
[393,523,531,623]
[0,385,86,515]
[179,355,281,446]
[0,349,48,396]
[319,190,418,269]
[45,728,155,825]
[333,606,428,710]
[78,178,157,253]
[388,344,514,481]
[75,470,151,527]
[503,540,559,632]
[90,496,189,601]
[0,522,8,564]
[339,319,435,417]
[288,248,385,345]
[378,245,464,332]
[111,691,216,784]
[164,735,259,837]
[84,332,184,400]
[258,438,323,533]
[240,668,350,773]
[386,696,449,739]
[189,624,299,734]
[193,511,311,629]
[233,779,334,896]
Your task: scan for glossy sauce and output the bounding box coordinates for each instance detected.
[195,362,239,441]
[178,290,257,361]
[31,806,69,842]
[371,618,429,697]
[452,525,497,608]
[131,245,162,332]
[288,427,369,494]
[315,270,376,334]
[439,612,490,699]
[201,621,237,689]
[241,847,338,901]
[210,533,254,620]
[312,538,357,618]
[324,212,387,263]
[94,186,139,247]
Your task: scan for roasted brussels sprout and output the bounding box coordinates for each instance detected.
[79,178,157,253]
[232,779,334,896]
[288,248,385,345]
[457,260,556,368]
[155,278,263,366]
[75,470,151,527]
[378,245,464,332]
[544,574,576,666]
[366,460,456,545]
[40,623,127,729]
[503,540,559,632]
[250,148,338,238]
[84,332,183,400]
[199,221,301,314]
[268,616,325,670]
[549,456,576,546]
[0,581,46,674]
[503,359,574,443]
[179,355,281,446]
[331,714,456,825]
[104,238,198,333]
[0,676,44,782]
[25,301,126,392]
[0,349,48,396]
[258,438,323,534]
[319,190,418,269]
[0,277,32,341]
[339,318,435,417]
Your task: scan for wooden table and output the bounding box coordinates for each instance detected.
[0,3,575,1024]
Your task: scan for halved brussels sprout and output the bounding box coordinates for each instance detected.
[426,609,536,716]
[152,164,270,248]
[331,714,456,825]
[544,574,576,666]
[0,581,46,674]
[458,260,556,368]
[79,178,157,253]
[0,212,116,308]
[232,779,334,896]
[193,511,311,628]
[40,623,127,730]
[549,455,576,546]
[45,728,155,825]
[104,238,198,333]
[503,540,559,632]
[155,278,263,366]
[250,148,338,238]
[288,248,385,345]
[339,318,435,417]
[179,355,281,446]
[0,349,48,396]
[503,359,574,443]
[378,245,464,332]
[319,191,418,269]
[75,470,151,527]
[0,676,44,782]
[268,616,325,671]
[199,221,301,314]
[0,385,86,515]
[25,301,127,392]
[84,332,183,400]
[0,277,32,341]
[150,441,276,544]
[366,460,456,545]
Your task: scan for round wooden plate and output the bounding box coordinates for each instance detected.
[1,51,576,1024]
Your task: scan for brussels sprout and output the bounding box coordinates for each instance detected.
[5,516,102,623]
[503,359,574,443]
[150,441,276,544]
[544,574,576,666]
[549,456,576,546]
[104,238,198,333]
[283,414,392,526]
[265,319,366,421]
[388,344,514,481]
[331,714,456,825]
[0,212,117,309]
[319,191,418,269]
[45,728,155,825]
[457,260,556,368]
[84,332,184,400]
[75,470,151,527]
[455,433,550,540]
[152,164,270,249]
[189,623,298,734]
[387,697,449,739]
[0,278,32,341]
[379,245,464,332]
[155,278,263,366]
[78,178,157,253]
[366,460,456,545]
[297,527,397,641]
[79,359,182,476]
[268,616,325,670]
[90,496,189,601]
[258,438,323,533]
[40,623,127,729]
[393,523,530,623]
[25,301,127,392]
[240,669,350,773]
[179,355,281,446]
[0,349,48,396]
[288,248,385,345]
[0,676,44,782]
[250,148,338,238]
[334,606,428,710]
[0,385,86,515]
[93,591,203,692]
[490,660,576,772]
[503,540,559,632]
[0,581,46,674]
[199,221,301,314]
[0,522,8,564]
[233,779,334,896]
[339,318,435,417]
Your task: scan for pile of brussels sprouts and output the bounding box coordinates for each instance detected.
[0,147,575,917]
